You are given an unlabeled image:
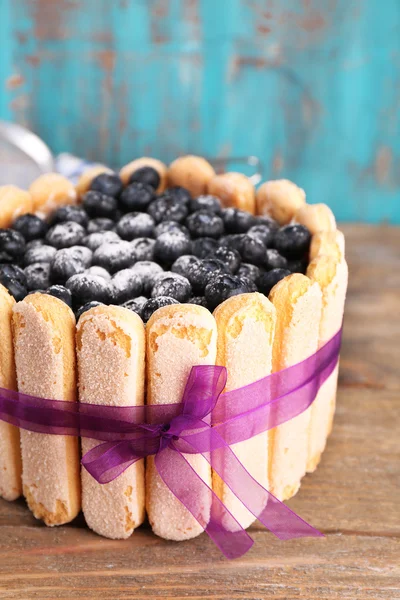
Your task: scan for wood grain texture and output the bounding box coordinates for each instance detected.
[0,224,399,599]
[0,1,400,223]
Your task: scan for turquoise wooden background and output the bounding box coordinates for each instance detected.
[0,0,399,223]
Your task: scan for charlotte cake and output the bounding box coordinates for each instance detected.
[0,155,347,541]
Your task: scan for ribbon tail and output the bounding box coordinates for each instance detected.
[82,440,144,484]
[155,446,254,559]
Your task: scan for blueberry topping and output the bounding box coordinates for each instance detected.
[24,244,57,266]
[66,274,111,309]
[192,237,219,259]
[12,214,48,241]
[273,224,311,258]
[0,229,26,263]
[148,196,189,224]
[151,274,191,302]
[205,274,251,311]
[116,212,155,240]
[171,254,199,278]
[155,221,189,238]
[45,221,85,249]
[257,268,291,296]
[85,266,111,280]
[0,274,27,301]
[219,234,246,254]
[83,191,118,220]
[82,230,121,251]
[49,206,89,228]
[287,257,308,274]
[186,258,227,294]
[129,167,160,190]
[110,269,143,304]
[188,296,208,308]
[248,224,276,246]
[214,246,241,274]
[154,232,191,266]
[0,264,26,286]
[163,186,191,205]
[86,218,115,233]
[92,240,134,273]
[45,284,73,308]
[190,195,221,214]
[25,239,44,251]
[222,208,257,233]
[239,276,258,293]
[24,262,51,290]
[130,237,156,262]
[237,263,261,283]
[90,173,123,198]
[122,296,148,317]
[50,246,92,284]
[238,235,266,265]
[141,296,179,322]
[131,261,164,295]
[119,182,155,212]
[186,211,224,239]
[264,249,288,271]
[76,301,104,321]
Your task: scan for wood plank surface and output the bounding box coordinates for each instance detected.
[0,224,399,600]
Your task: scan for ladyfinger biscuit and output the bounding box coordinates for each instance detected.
[309,230,345,262]
[0,185,33,228]
[120,157,167,193]
[29,173,77,218]
[146,304,217,541]
[168,155,215,197]
[268,274,322,501]
[294,203,336,235]
[12,293,81,525]
[306,255,348,472]
[77,305,146,539]
[256,179,305,225]
[207,172,256,214]
[213,293,276,529]
[0,285,22,501]
[75,165,113,199]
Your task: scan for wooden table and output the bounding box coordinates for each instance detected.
[0,225,399,600]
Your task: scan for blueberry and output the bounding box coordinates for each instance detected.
[239,276,258,293]
[219,234,246,254]
[190,195,221,214]
[163,186,191,205]
[186,211,224,239]
[141,296,179,322]
[257,268,291,296]
[256,215,279,230]
[214,246,241,274]
[50,246,92,284]
[25,239,44,251]
[248,224,276,246]
[155,221,189,238]
[92,240,134,274]
[154,232,192,266]
[66,274,111,309]
[24,244,57,266]
[148,196,188,224]
[0,264,26,286]
[12,214,48,241]
[46,221,85,249]
[188,296,208,308]
[82,230,121,251]
[222,208,256,233]
[0,274,27,301]
[171,255,199,278]
[273,224,311,258]
[119,182,155,212]
[116,212,155,240]
[238,235,266,265]
[151,274,191,302]
[129,167,160,190]
[110,269,143,304]
[24,263,51,290]
[0,229,26,263]
[264,249,288,271]
[87,218,115,233]
[122,296,148,317]
[83,191,118,220]
[192,237,219,259]
[130,237,155,262]
[186,258,227,294]
[237,263,261,283]
[45,284,73,308]
[287,257,308,274]
[49,206,89,228]
[76,301,104,321]
[131,261,164,295]
[85,266,111,280]
[205,274,251,311]
[90,173,123,198]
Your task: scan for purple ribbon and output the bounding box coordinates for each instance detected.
[0,328,342,559]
